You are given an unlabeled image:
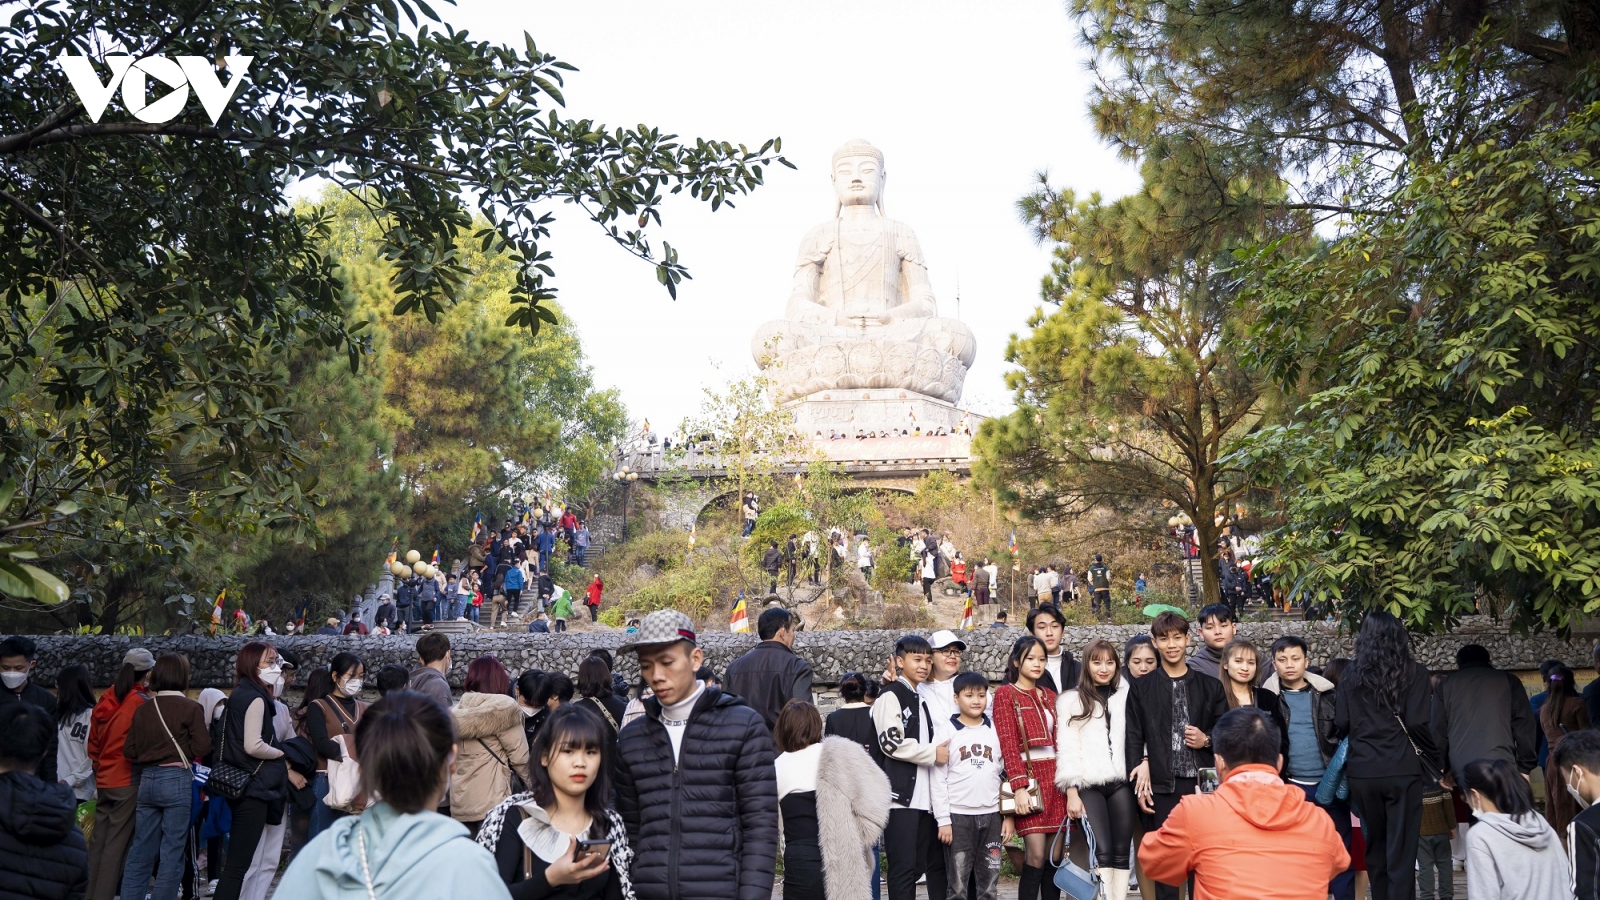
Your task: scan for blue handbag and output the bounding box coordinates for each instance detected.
[1316,737,1350,806]
[1049,815,1101,900]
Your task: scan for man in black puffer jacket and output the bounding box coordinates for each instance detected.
[0,701,88,900]
[616,609,778,900]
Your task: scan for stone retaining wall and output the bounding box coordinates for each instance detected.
[12,617,1592,690]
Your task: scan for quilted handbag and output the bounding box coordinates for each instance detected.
[1049,815,1101,900]
[204,717,261,801]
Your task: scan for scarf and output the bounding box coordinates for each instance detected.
[475,794,637,900]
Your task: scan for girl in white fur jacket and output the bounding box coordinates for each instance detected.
[1055,639,1136,900]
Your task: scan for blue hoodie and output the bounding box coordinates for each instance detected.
[276,802,509,900]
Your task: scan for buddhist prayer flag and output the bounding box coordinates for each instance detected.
[385,536,398,565]
[210,589,227,626]
[431,546,440,567]
[470,512,483,543]
[961,595,975,630]
[1009,530,1017,556]
[730,595,750,633]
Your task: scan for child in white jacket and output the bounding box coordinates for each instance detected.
[933,672,1014,900]
[1055,639,1136,900]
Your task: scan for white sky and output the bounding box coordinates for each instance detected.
[440,0,1141,429]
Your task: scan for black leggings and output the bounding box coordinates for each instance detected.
[1078,781,1136,869]
[212,797,271,900]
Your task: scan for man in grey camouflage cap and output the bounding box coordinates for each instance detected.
[614,609,779,900]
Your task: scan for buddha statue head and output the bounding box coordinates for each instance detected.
[831,138,885,214]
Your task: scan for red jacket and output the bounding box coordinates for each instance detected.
[87,685,148,789]
[1139,764,1350,900]
[586,579,603,606]
[993,683,1057,792]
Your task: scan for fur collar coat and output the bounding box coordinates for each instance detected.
[814,736,891,900]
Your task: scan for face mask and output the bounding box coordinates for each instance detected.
[260,664,284,687]
[342,679,364,697]
[1569,772,1593,810]
[0,670,28,689]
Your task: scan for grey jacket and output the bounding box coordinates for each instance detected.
[1464,811,1572,900]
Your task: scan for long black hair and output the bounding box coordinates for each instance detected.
[1005,635,1047,685]
[55,664,96,725]
[1346,610,1415,710]
[1543,664,1580,735]
[526,704,612,838]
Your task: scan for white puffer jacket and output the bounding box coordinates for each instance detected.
[1055,679,1130,789]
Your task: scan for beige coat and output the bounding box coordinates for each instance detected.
[449,692,529,822]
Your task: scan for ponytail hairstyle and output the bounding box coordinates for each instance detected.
[1543,664,1580,735]
[112,662,151,702]
[1070,639,1121,725]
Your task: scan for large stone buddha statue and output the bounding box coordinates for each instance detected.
[752,139,977,405]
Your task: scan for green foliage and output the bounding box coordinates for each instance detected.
[1072,0,1591,219]
[746,502,811,567]
[1236,61,1600,630]
[974,169,1272,605]
[0,0,782,625]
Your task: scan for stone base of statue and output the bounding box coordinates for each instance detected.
[766,339,968,406]
[788,388,977,435]
[789,389,983,463]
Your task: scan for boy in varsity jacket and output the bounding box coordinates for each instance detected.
[873,634,951,900]
[932,671,1012,900]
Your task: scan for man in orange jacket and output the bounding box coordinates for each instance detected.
[1139,707,1350,900]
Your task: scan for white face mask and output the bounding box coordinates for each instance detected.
[1569,771,1593,810]
[0,670,28,689]
[260,664,284,687]
[342,679,364,697]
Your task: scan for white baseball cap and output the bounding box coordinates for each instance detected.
[929,630,967,651]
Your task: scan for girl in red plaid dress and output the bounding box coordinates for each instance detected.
[994,635,1067,900]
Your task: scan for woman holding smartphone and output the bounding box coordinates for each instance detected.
[476,704,635,900]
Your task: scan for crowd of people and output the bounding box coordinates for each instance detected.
[3,600,1599,900]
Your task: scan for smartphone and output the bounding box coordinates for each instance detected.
[1198,767,1220,794]
[575,839,612,860]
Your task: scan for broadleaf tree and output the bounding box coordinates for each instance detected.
[0,0,785,617]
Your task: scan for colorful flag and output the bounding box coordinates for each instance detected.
[730,594,750,633]
[385,536,398,565]
[209,589,227,629]
[642,419,650,433]
[961,594,975,630]
[470,511,483,543]
[430,546,440,568]
[907,406,917,424]
[1009,530,1018,556]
